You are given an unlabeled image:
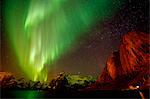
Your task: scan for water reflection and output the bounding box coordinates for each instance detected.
[12,90,43,99]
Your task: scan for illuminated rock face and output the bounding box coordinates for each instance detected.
[0,72,14,87]
[0,72,13,82]
[120,32,149,75]
[88,32,150,90]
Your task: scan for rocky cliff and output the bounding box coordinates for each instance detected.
[87,32,150,90]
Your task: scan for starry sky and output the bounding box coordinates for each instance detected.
[0,0,149,81]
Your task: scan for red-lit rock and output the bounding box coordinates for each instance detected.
[120,32,149,75]
[0,72,13,81]
[0,72,14,87]
[86,32,150,90]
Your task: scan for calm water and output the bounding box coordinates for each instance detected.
[2,89,148,98]
[2,90,50,99]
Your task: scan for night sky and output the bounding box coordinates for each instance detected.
[0,0,149,81]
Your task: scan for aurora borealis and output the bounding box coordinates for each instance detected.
[1,0,149,81]
[2,0,122,81]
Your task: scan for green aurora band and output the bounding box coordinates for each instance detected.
[4,0,122,81]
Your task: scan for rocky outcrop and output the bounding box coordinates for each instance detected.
[119,32,149,75]
[0,72,13,81]
[0,72,23,89]
[0,72,14,87]
[87,32,150,90]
